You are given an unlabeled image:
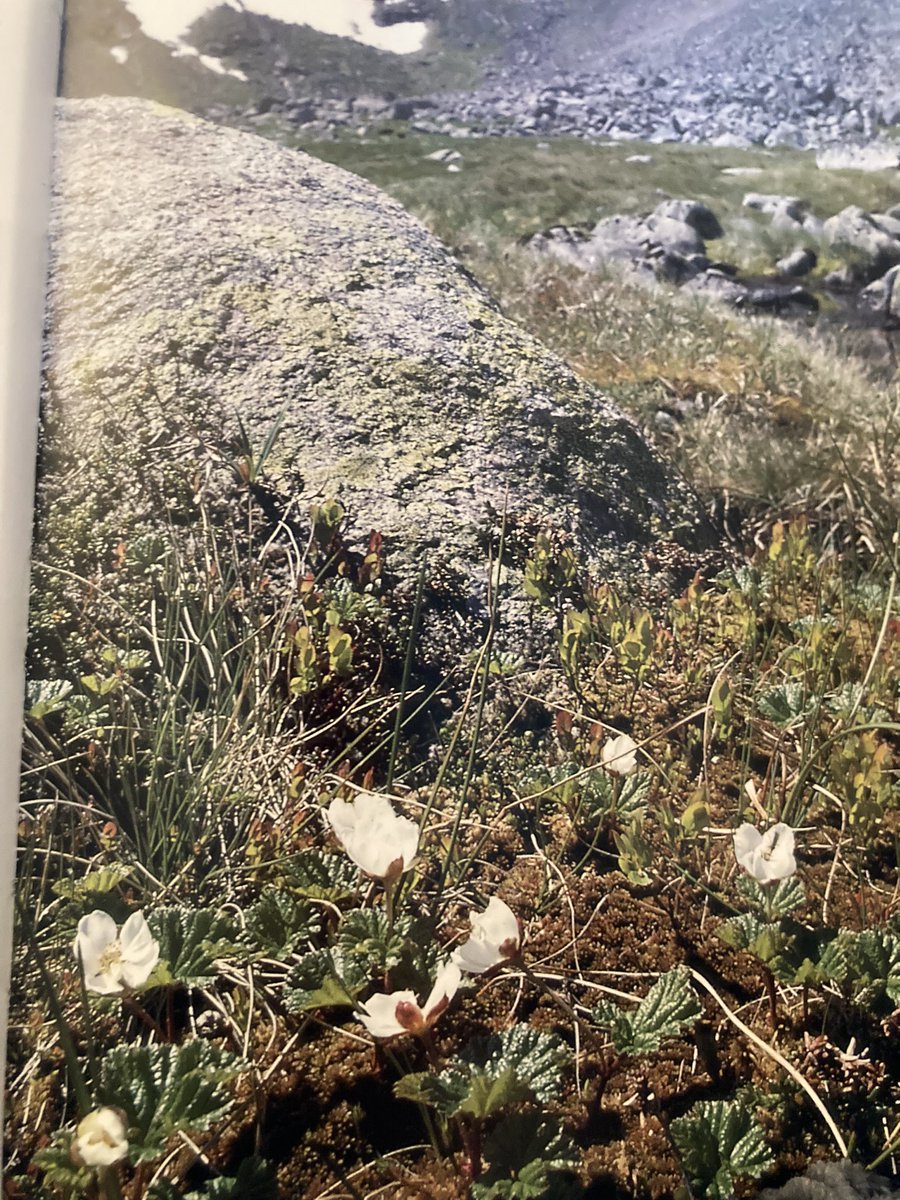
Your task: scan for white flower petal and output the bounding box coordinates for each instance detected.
[733,823,762,872]
[73,1107,129,1167]
[453,897,521,975]
[452,939,503,974]
[734,822,797,882]
[423,960,461,1022]
[756,823,796,881]
[118,911,160,985]
[600,733,639,776]
[328,794,419,879]
[356,990,419,1039]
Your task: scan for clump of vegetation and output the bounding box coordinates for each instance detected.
[8,126,900,1200]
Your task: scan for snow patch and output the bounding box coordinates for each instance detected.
[816,143,900,172]
[172,43,249,80]
[123,0,429,55]
[110,45,129,65]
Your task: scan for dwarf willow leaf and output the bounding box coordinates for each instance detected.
[278,849,360,902]
[148,908,245,986]
[473,1111,580,1200]
[244,889,320,957]
[737,875,806,918]
[670,1098,773,1199]
[592,968,700,1055]
[99,1042,240,1162]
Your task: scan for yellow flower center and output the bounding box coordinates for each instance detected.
[97,940,124,976]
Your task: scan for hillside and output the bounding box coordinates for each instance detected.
[61,0,900,147]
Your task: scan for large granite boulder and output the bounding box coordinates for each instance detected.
[42,98,715,627]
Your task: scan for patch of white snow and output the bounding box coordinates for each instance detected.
[123,0,429,54]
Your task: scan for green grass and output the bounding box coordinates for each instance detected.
[288,130,900,250]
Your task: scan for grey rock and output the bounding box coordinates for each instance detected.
[643,213,706,255]
[651,199,724,241]
[859,264,900,323]
[823,205,900,277]
[44,98,716,619]
[872,212,900,239]
[758,1160,898,1200]
[777,247,818,277]
[879,92,900,127]
[743,193,809,222]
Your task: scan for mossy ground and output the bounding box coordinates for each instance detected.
[7,120,900,1199]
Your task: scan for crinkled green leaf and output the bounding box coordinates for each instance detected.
[592,969,700,1056]
[670,1098,773,1199]
[149,1157,277,1200]
[26,678,73,720]
[277,849,360,902]
[244,889,320,957]
[473,1111,580,1200]
[737,875,806,918]
[283,947,369,1011]
[337,907,415,975]
[148,908,245,986]
[756,682,815,726]
[539,764,650,825]
[53,864,132,902]
[832,928,900,1008]
[396,1028,568,1121]
[99,1042,240,1162]
[716,914,784,965]
[31,1133,95,1194]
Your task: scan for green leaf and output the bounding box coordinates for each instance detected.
[283,947,369,1011]
[737,875,806,918]
[148,908,245,987]
[756,682,815,727]
[670,1098,773,1199]
[395,1069,474,1115]
[592,969,700,1055]
[26,678,73,720]
[716,914,783,965]
[832,928,900,1008]
[337,907,415,975]
[149,1159,278,1200]
[277,849,360,903]
[99,1042,240,1162]
[396,1028,568,1120]
[244,889,320,958]
[31,1133,94,1194]
[473,1111,580,1200]
[53,864,133,902]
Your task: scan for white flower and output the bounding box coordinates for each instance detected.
[328,792,419,881]
[356,960,461,1039]
[733,822,796,883]
[72,910,160,994]
[452,897,521,974]
[600,732,639,776]
[71,1107,129,1167]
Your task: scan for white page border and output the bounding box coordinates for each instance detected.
[0,0,63,1151]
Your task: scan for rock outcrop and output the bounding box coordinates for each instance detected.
[42,97,716,621]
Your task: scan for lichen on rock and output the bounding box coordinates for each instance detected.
[41,97,717,637]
